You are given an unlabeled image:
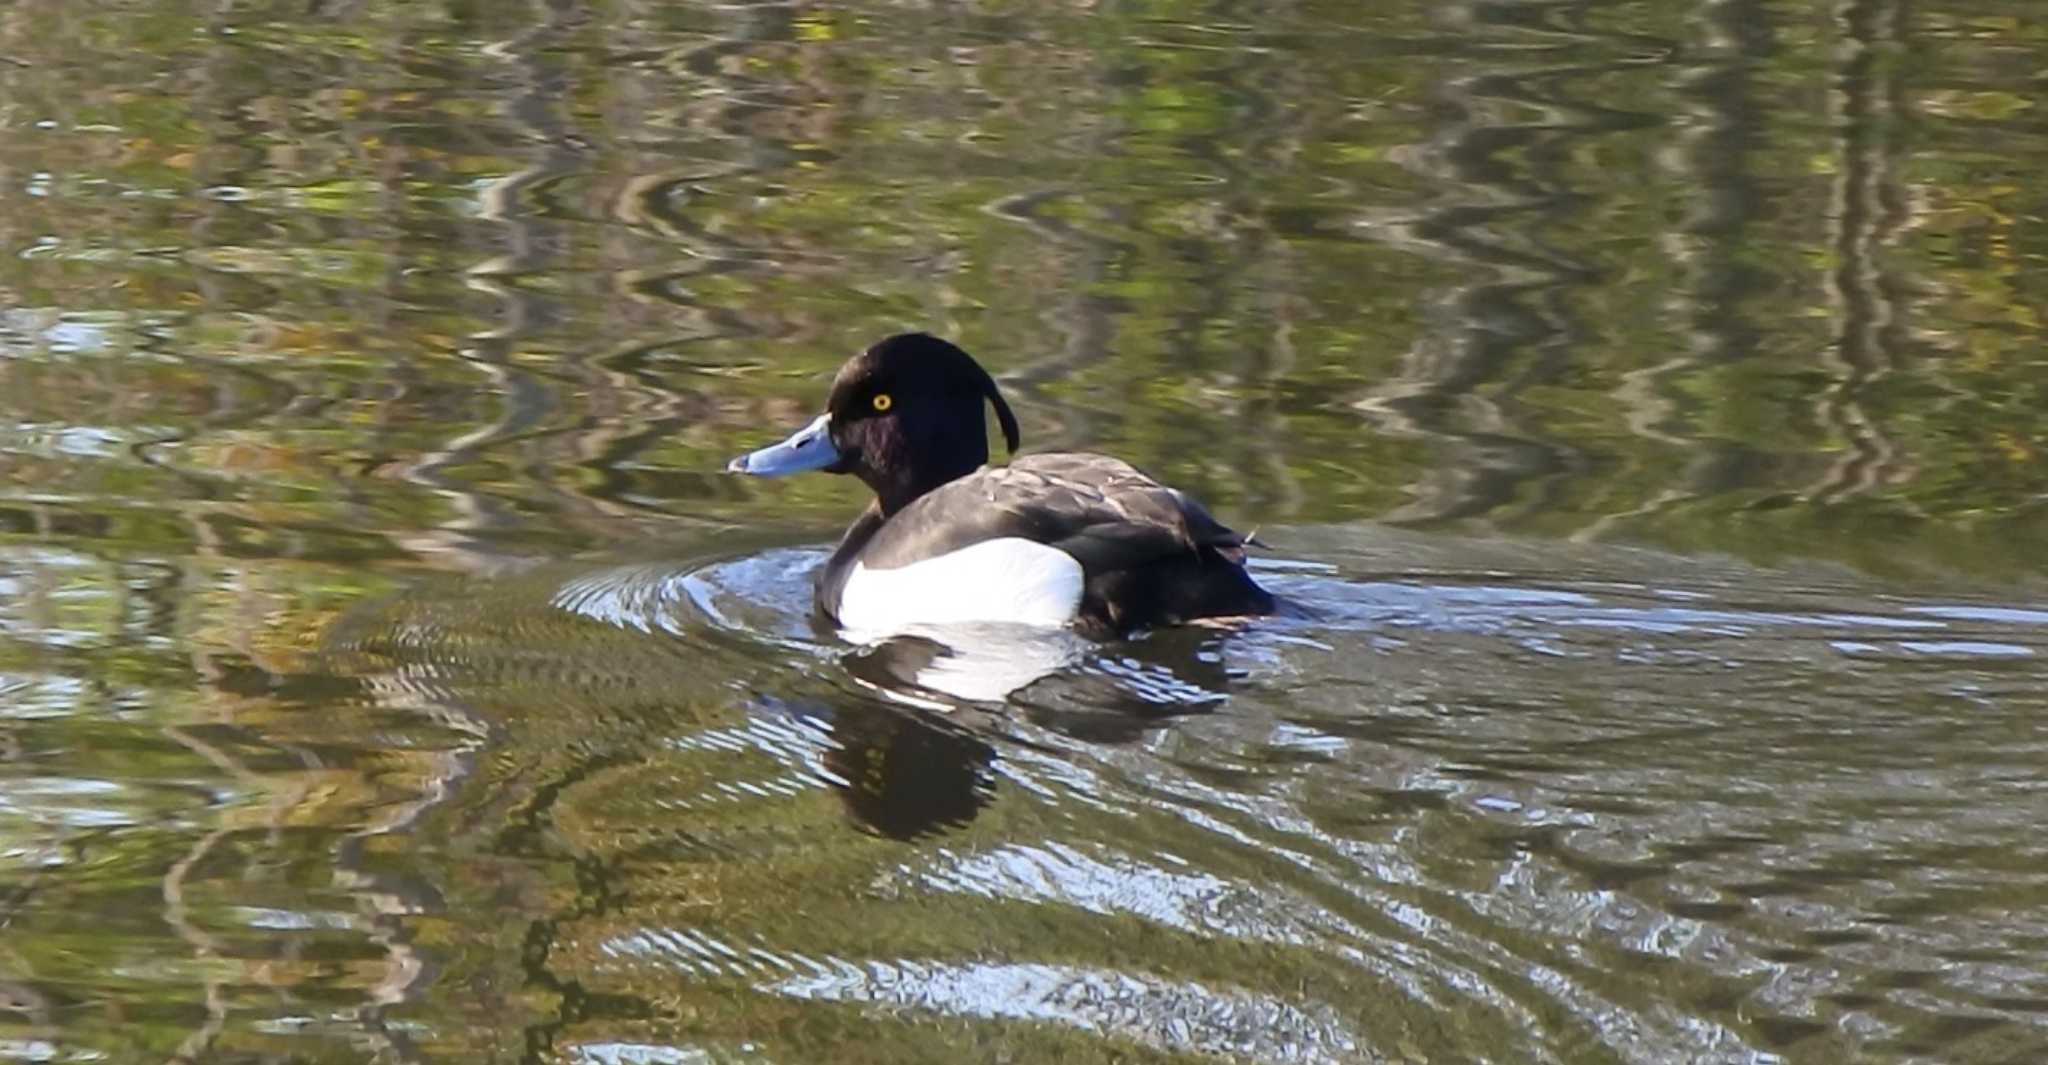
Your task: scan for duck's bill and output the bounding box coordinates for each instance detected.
[726,413,839,476]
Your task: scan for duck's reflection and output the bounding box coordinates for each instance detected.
[837,625,1093,705]
[818,694,996,840]
[815,622,1248,834]
[832,617,1243,709]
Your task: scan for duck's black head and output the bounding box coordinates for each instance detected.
[727,333,1021,514]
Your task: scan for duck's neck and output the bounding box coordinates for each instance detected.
[864,453,985,517]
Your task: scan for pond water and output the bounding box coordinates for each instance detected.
[3,0,2047,1062]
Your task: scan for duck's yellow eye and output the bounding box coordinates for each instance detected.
[871,393,893,412]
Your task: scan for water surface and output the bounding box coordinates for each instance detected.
[2,0,2047,1062]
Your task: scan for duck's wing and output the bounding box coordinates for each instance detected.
[854,452,1253,575]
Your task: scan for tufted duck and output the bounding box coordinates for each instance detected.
[727,333,1275,636]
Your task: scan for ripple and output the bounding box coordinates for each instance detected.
[764,960,1363,1064]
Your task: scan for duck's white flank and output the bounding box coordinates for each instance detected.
[836,537,1084,634]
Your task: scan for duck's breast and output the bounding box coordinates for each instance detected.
[835,537,1083,635]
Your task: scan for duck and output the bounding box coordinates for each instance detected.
[726,333,1275,637]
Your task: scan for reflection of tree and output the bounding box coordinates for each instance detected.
[1572,0,1774,542]
[4,0,2041,577]
[1348,1,1643,528]
[399,0,591,573]
[1810,0,1914,505]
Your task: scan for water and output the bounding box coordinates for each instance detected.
[3,0,2047,1061]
